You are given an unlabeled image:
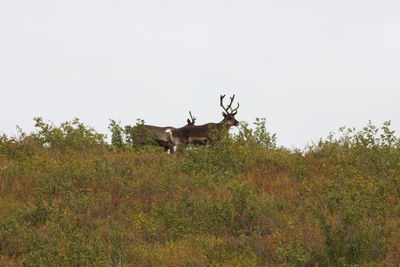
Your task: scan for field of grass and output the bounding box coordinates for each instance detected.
[1,118,399,266]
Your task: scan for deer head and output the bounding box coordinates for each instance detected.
[186,111,196,126]
[220,94,239,127]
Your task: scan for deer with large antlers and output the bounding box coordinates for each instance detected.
[166,95,239,150]
[131,111,197,152]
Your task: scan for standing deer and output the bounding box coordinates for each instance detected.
[166,95,239,149]
[130,111,197,152]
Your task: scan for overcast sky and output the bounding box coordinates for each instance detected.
[1,0,399,147]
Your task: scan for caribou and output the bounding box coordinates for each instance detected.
[132,111,197,152]
[166,95,239,150]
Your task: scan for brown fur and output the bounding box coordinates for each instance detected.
[167,115,239,148]
[133,112,196,152]
[167,95,240,150]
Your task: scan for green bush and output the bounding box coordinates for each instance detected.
[31,117,106,151]
[316,176,388,265]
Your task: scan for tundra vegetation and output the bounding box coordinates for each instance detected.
[1,117,400,266]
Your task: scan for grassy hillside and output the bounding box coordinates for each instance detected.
[1,118,399,266]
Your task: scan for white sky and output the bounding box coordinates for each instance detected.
[1,0,399,148]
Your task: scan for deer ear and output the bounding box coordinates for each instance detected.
[222,112,227,117]
[187,119,191,124]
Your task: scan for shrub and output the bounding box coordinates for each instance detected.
[31,117,106,151]
[316,176,388,265]
[0,118,399,266]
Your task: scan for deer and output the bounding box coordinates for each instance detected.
[131,111,197,152]
[166,95,239,150]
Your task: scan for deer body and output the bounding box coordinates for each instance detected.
[133,112,196,152]
[167,122,233,147]
[166,95,239,150]
[139,125,176,149]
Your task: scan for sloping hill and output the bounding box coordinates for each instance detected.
[1,119,399,266]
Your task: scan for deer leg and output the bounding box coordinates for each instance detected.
[205,139,211,147]
[163,145,169,152]
[167,142,175,154]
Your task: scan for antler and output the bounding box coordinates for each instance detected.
[230,102,240,115]
[220,95,229,114]
[188,111,196,124]
[189,110,196,123]
[220,94,239,115]
[219,95,230,114]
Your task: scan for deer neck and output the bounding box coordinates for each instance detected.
[217,121,232,132]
